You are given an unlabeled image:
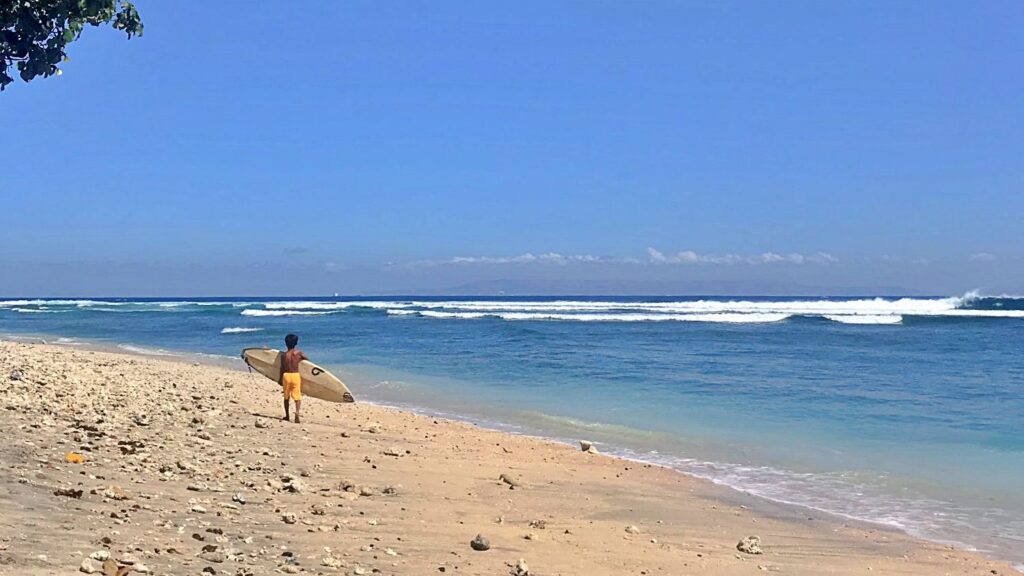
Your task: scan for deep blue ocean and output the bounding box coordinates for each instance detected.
[2,294,1022,568]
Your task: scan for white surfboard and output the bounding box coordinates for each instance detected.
[241,347,355,403]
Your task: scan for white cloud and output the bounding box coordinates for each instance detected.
[969,252,997,262]
[416,252,618,267]
[647,248,838,265]
[808,252,839,264]
[405,248,838,268]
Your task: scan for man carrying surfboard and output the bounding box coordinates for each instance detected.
[242,344,355,407]
[279,333,308,423]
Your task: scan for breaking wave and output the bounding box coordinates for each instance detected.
[0,299,107,307]
[263,301,398,310]
[240,309,335,317]
[12,307,67,314]
[368,293,1024,324]
[824,315,903,325]
[220,327,264,334]
[402,296,964,315]
[4,293,1023,325]
[408,310,793,323]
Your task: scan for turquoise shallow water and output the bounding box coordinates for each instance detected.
[2,295,1022,568]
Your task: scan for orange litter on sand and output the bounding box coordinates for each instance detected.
[65,452,86,464]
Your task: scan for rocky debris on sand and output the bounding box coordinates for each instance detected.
[499,473,520,488]
[54,487,83,498]
[89,551,110,561]
[254,418,268,428]
[116,439,144,455]
[199,551,225,563]
[103,486,129,501]
[528,519,546,529]
[79,558,100,574]
[625,525,641,535]
[9,369,22,381]
[131,413,149,426]
[382,446,402,457]
[382,485,399,496]
[470,534,491,551]
[511,558,530,576]
[359,485,376,497]
[281,474,304,493]
[737,535,764,555]
[282,512,297,524]
[580,440,598,454]
[232,492,247,504]
[365,422,383,434]
[321,547,343,568]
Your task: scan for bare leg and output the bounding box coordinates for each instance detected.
[294,399,301,424]
[283,398,290,420]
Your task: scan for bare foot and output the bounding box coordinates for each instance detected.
[294,417,300,424]
[282,415,289,421]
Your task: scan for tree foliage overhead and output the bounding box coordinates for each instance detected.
[1,0,142,91]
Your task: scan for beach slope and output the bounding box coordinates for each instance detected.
[0,341,1012,575]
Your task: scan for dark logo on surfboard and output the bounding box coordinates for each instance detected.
[311,367,323,376]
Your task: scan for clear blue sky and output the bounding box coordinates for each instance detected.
[1,1,1021,295]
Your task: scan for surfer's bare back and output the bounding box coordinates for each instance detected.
[279,333,308,424]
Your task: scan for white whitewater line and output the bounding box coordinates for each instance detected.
[116,344,182,357]
[631,452,1024,570]
[408,296,964,315]
[263,301,400,310]
[220,327,264,334]
[10,292,1024,322]
[0,299,107,307]
[240,309,335,317]
[373,293,1024,320]
[414,310,793,323]
[825,315,903,325]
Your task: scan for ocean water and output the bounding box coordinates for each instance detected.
[1,294,1022,568]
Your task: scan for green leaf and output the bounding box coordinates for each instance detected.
[1,0,143,91]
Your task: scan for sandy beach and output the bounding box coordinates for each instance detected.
[0,340,1014,576]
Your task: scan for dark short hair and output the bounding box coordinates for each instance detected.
[285,333,299,349]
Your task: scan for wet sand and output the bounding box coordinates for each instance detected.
[0,341,1014,575]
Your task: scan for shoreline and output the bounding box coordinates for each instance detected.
[0,332,954,533]
[0,338,1018,575]
[4,330,1023,571]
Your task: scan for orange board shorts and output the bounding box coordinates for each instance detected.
[282,372,302,401]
